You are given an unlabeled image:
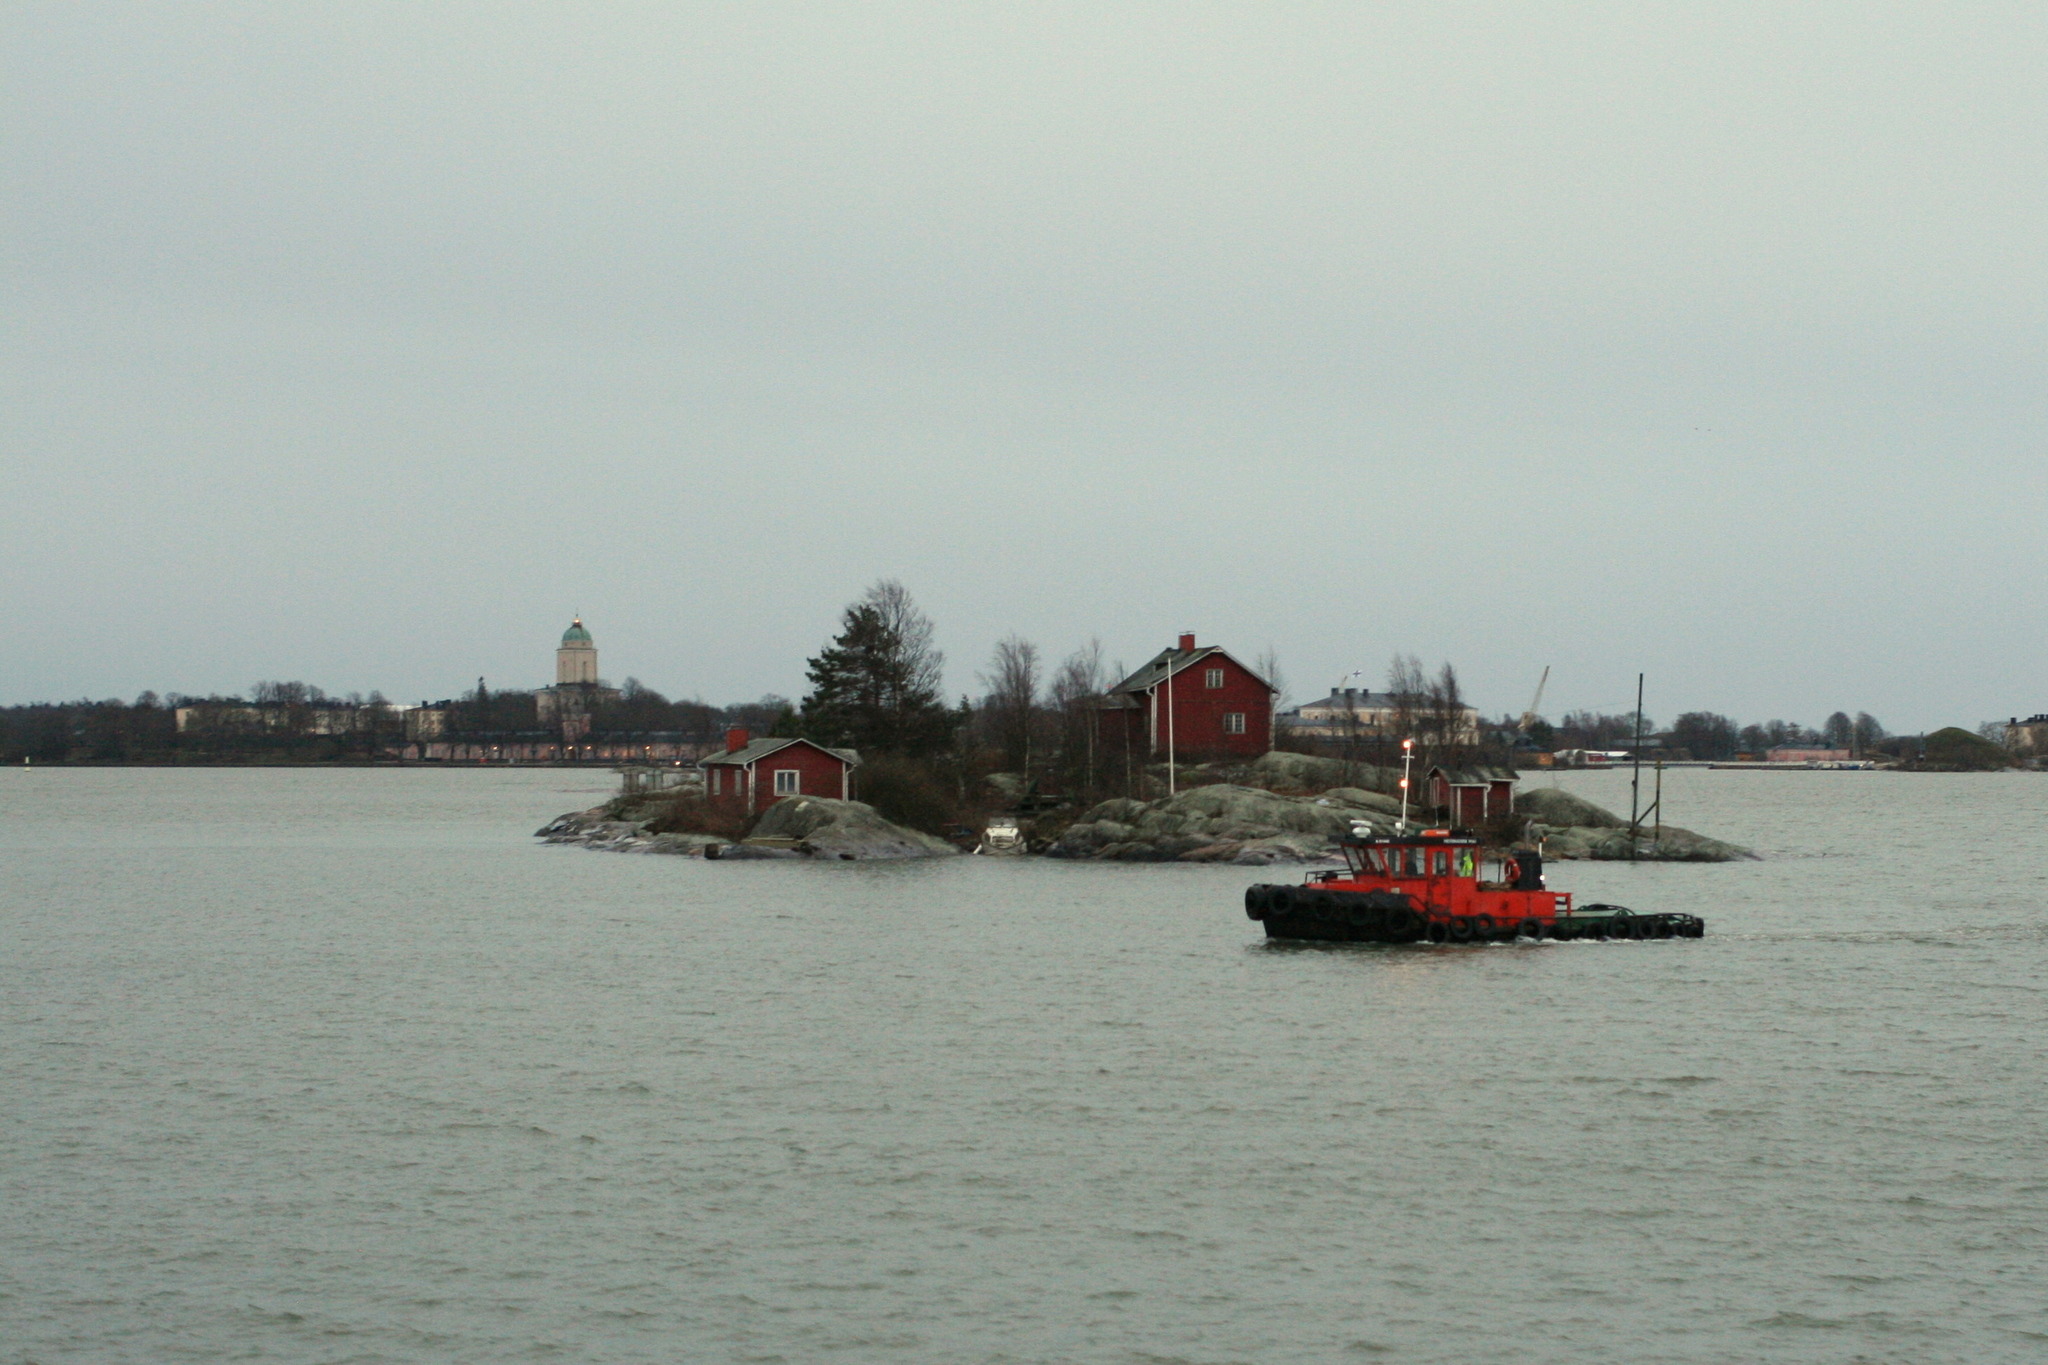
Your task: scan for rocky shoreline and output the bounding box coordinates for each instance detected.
[537,749,1755,864]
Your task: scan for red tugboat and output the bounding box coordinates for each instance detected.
[1243,828,1704,943]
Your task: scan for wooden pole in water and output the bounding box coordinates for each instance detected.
[1629,673,1645,861]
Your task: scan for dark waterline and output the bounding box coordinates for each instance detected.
[4,768,2045,1363]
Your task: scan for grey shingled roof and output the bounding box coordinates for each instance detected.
[700,737,860,769]
[1107,645,1272,697]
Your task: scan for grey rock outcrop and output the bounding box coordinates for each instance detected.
[1046,779,1754,864]
[1517,786,1756,860]
[1530,821,1755,862]
[536,808,724,855]
[536,795,957,860]
[1050,783,1402,865]
[1515,787,1626,829]
[740,796,959,860]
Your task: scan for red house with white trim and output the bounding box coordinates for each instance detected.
[1096,633,1275,761]
[701,729,859,817]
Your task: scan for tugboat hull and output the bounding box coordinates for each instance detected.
[1246,885,1704,944]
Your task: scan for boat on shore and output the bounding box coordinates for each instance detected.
[1244,827,1704,944]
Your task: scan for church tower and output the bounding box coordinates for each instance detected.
[556,618,598,686]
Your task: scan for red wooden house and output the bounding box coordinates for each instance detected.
[701,729,859,816]
[1096,633,1275,762]
[1424,765,1518,828]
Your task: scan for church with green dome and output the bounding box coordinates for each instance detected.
[536,617,621,739]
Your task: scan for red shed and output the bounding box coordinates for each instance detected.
[1096,633,1275,761]
[1424,765,1518,828]
[701,729,859,817]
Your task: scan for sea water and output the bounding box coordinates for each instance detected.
[3,767,2045,1363]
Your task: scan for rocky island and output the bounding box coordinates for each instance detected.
[539,749,1753,864]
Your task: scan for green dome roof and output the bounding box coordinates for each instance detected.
[561,618,593,645]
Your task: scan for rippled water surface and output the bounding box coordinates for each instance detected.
[4,767,2046,1363]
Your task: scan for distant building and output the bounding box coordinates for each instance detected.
[1279,687,1481,745]
[1766,745,1851,763]
[701,728,858,816]
[2008,714,2048,759]
[534,617,621,741]
[1095,634,1275,761]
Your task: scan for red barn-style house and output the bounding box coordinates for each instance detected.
[701,729,859,816]
[1097,634,1275,762]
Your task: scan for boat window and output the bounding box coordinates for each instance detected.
[1432,849,1449,876]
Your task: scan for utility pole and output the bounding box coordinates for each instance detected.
[1165,648,1178,798]
[1628,673,1645,862]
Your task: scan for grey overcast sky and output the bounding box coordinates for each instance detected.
[5,3,2043,728]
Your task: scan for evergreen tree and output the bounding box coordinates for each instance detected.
[800,580,955,757]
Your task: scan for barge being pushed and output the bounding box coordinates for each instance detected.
[1245,828,1704,944]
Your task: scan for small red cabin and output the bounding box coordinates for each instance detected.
[701,728,859,817]
[1425,765,1518,828]
[1096,633,1275,761]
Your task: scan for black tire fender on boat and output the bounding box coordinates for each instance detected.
[1519,918,1543,939]
[1606,915,1633,940]
[1267,886,1296,915]
[1384,906,1420,940]
[1426,919,1449,943]
[1447,916,1475,942]
[1470,913,1497,939]
[1244,885,1268,920]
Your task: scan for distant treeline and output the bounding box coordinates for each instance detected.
[0,682,795,764]
[1531,709,1895,759]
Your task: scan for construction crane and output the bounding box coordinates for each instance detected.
[1517,666,1551,736]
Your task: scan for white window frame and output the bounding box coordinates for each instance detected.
[1205,667,1225,689]
[773,768,801,795]
[1223,711,1246,735]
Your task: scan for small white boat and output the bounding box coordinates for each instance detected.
[976,817,1027,855]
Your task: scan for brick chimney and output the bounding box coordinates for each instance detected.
[725,727,750,753]
[1177,632,1196,652]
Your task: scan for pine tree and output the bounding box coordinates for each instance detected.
[800,581,956,758]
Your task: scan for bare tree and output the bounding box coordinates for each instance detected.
[866,578,946,706]
[1386,653,1427,741]
[1050,638,1107,794]
[979,635,1041,774]
[1423,662,1468,753]
[1255,645,1288,740]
